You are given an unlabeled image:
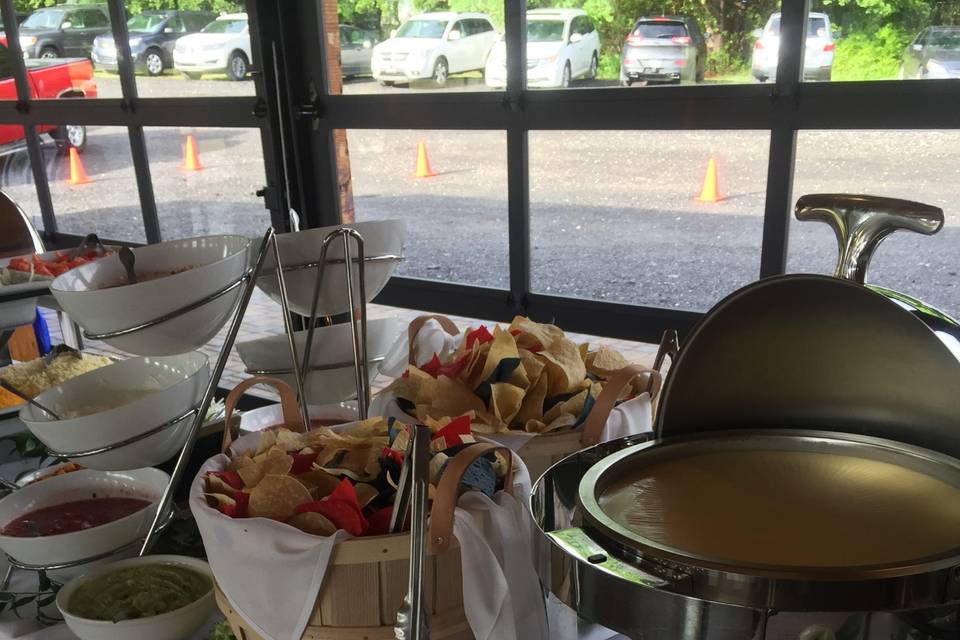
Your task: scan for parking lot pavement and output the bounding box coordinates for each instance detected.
[2,75,958,319]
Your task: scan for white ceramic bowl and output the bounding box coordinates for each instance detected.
[237,316,403,404]
[50,235,251,356]
[20,352,209,470]
[0,467,169,567]
[57,555,215,640]
[255,220,404,316]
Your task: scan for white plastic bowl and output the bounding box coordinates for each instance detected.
[255,220,404,316]
[0,467,169,567]
[57,555,215,640]
[50,235,251,356]
[237,316,403,404]
[20,352,209,470]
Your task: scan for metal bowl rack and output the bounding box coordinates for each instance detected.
[0,224,401,623]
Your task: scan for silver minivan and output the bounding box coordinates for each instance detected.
[751,12,835,82]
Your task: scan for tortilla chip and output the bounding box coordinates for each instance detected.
[489,382,525,428]
[255,430,277,456]
[518,349,545,385]
[542,413,578,433]
[462,341,493,389]
[275,429,304,451]
[295,469,341,498]
[509,316,565,352]
[543,389,589,425]
[479,327,521,383]
[226,455,255,472]
[513,374,549,428]
[538,338,587,396]
[287,511,337,536]
[237,450,293,488]
[248,474,312,521]
[586,345,631,376]
[432,375,485,417]
[524,419,547,433]
[354,482,378,508]
[206,475,238,497]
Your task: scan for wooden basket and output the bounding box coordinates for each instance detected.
[213,378,512,640]
[406,316,662,481]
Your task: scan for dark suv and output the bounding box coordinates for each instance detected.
[92,10,215,76]
[620,16,706,85]
[19,5,111,59]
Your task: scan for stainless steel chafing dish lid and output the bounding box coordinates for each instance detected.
[579,430,960,582]
[655,275,960,460]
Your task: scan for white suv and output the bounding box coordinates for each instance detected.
[372,12,498,87]
[751,12,835,82]
[173,13,252,81]
[485,8,599,88]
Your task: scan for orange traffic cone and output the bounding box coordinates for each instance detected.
[68,147,90,185]
[182,134,203,171]
[695,156,724,203]
[414,140,436,178]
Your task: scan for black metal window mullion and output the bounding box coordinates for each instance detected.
[759,0,809,278]
[0,0,56,235]
[505,0,529,315]
[106,0,162,244]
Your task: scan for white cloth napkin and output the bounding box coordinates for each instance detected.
[190,431,349,640]
[379,318,463,378]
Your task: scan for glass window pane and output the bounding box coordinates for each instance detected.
[347,129,508,288]
[143,126,270,239]
[0,126,45,235]
[788,130,960,318]
[531,130,770,311]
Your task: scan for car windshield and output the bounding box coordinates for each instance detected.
[767,16,828,37]
[633,21,688,39]
[22,10,64,29]
[201,19,246,34]
[127,14,166,32]
[928,29,960,48]
[396,19,447,39]
[528,20,565,42]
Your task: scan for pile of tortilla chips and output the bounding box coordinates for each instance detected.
[379,316,646,434]
[204,416,508,537]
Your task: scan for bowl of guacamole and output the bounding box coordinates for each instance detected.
[57,555,215,640]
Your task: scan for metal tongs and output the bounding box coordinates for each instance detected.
[393,424,431,640]
[68,233,109,260]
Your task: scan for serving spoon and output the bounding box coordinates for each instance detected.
[119,247,137,285]
[0,380,61,420]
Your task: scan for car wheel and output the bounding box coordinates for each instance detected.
[182,72,202,80]
[588,53,598,80]
[432,57,448,87]
[561,62,571,88]
[144,49,164,76]
[39,46,59,59]
[227,51,249,81]
[53,125,87,154]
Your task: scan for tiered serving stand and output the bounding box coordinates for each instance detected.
[0,224,405,626]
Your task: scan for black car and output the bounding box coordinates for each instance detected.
[91,10,215,76]
[620,15,707,85]
[18,5,111,59]
[900,26,960,79]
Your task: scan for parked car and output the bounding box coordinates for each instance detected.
[18,4,111,59]
[92,10,215,76]
[371,12,498,87]
[751,11,835,82]
[900,26,960,79]
[340,24,377,78]
[485,8,599,89]
[619,15,706,86]
[0,43,96,153]
[173,13,251,81]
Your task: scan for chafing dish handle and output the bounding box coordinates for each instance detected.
[795,194,943,284]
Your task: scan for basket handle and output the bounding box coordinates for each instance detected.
[580,364,662,447]
[221,376,305,454]
[427,442,513,554]
[407,314,460,366]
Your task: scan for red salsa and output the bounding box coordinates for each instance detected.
[1,497,151,537]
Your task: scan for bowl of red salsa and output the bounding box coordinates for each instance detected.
[0,467,168,567]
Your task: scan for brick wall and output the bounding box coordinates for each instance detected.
[322,0,356,223]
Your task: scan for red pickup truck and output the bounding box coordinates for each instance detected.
[0,42,97,154]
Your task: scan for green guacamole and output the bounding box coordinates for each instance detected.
[68,563,211,622]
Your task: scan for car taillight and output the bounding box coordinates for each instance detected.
[672,36,691,44]
[676,59,687,67]
[626,35,644,46]
[754,40,764,50]
[823,42,835,52]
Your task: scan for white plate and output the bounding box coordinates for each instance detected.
[20,352,209,470]
[0,467,169,567]
[50,235,251,356]
[254,220,404,317]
